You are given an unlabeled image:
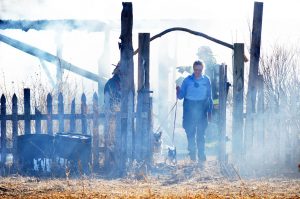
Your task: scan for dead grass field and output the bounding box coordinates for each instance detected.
[0,160,299,198]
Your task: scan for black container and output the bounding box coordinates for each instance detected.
[17,134,54,172]
[54,132,91,173]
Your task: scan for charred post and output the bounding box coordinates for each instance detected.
[218,64,227,162]
[244,1,264,153]
[118,2,134,175]
[136,33,151,162]
[232,43,244,163]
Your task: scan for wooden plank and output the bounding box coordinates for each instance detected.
[12,94,18,167]
[218,64,227,162]
[232,43,245,162]
[47,93,53,135]
[24,88,31,134]
[81,93,87,135]
[70,99,75,133]
[92,93,99,169]
[1,95,7,165]
[58,92,64,133]
[244,2,264,153]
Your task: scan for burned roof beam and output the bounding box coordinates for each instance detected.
[0,20,109,32]
[0,33,106,84]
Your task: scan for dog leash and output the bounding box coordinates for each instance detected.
[154,100,178,134]
[172,99,178,145]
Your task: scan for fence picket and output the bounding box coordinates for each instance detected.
[47,93,53,135]
[81,93,87,135]
[58,93,64,133]
[35,107,42,134]
[24,88,31,134]
[12,94,18,167]
[92,92,99,169]
[1,95,7,165]
[70,98,75,133]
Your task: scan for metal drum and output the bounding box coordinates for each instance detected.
[54,132,91,173]
[17,134,54,172]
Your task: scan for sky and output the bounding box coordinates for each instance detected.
[0,0,300,94]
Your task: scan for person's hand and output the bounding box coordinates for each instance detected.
[176,86,180,96]
[207,112,212,123]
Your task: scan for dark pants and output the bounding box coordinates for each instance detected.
[183,99,208,161]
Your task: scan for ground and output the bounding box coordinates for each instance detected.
[0,160,299,198]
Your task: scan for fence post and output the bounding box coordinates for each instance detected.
[58,92,64,133]
[119,2,134,175]
[1,94,7,167]
[137,32,151,163]
[47,93,53,135]
[244,2,264,155]
[232,43,244,163]
[92,93,99,169]
[218,64,227,162]
[70,99,75,133]
[35,108,42,134]
[24,88,31,134]
[81,93,87,135]
[12,94,18,168]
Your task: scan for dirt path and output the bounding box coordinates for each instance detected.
[0,160,299,198]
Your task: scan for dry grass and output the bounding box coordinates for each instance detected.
[0,160,299,198]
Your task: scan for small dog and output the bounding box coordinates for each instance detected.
[165,146,177,165]
[153,131,163,154]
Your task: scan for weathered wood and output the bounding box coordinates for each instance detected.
[1,95,7,165]
[127,91,134,161]
[12,94,18,167]
[218,64,227,162]
[147,97,153,164]
[232,43,245,162]
[58,93,64,133]
[35,107,42,134]
[46,93,53,135]
[0,20,108,32]
[118,2,134,175]
[103,92,111,169]
[24,88,31,134]
[136,33,150,161]
[81,93,87,135]
[244,1,264,152]
[70,99,76,133]
[92,93,99,169]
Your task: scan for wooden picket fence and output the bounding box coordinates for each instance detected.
[0,88,103,172]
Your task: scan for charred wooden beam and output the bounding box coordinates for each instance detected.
[232,43,244,163]
[0,20,108,32]
[0,33,106,85]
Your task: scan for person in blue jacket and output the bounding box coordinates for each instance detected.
[176,60,213,162]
